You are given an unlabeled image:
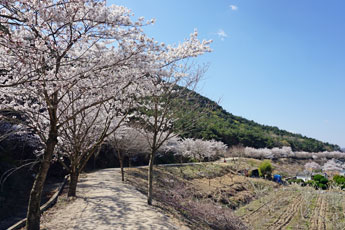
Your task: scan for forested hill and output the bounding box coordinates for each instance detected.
[175,90,341,152]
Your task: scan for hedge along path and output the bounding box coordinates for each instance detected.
[40,168,189,230]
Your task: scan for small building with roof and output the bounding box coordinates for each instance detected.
[296,171,312,182]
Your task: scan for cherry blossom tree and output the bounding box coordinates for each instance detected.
[0,1,211,224]
[0,1,164,229]
[244,147,274,159]
[55,69,149,197]
[271,146,293,158]
[135,64,211,205]
[293,151,313,159]
[304,161,321,172]
[322,159,344,172]
[56,98,126,197]
[242,146,345,160]
[158,135,181,154]
[161,136,186,163]
[210,139,228,159]
[107,125,150,182]
[315,151,345,159]
[174,138,227,161]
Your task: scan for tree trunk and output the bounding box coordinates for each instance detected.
[117,150,125,182]
[147,151,154,205]
[26,133,57,230]
[68,170,79,197]
[120,155,124,182]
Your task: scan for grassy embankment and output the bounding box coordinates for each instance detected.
[125,158,345,230]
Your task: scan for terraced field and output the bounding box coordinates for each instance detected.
[124,159,345,230]
[235,185,345,230]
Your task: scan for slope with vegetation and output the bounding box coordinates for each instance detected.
[176,90,340,152]
[125,158,345,230]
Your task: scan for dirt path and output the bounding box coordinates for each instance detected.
[41,168,189,230]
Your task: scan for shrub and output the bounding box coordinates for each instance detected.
[317,183,327,190]
[258,160,273,179]
[312,174,328,190]
[333,175,345,189]
[296,179,305,184]
[333,175,345,185]
[288,178,305,185]
[288,178,306,186]
[313,174,327,183]
[306,180,316,187]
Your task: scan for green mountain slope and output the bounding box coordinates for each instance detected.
[175,90,340,152]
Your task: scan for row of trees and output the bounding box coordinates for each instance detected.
[0,1,212,229]
[164,137,227,162]
[106,128,227,182]
[230,146,345,160]
[305,159,345,172]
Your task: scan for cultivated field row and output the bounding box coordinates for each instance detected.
[235,185,345,230]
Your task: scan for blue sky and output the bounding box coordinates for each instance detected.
[110,0,345,148]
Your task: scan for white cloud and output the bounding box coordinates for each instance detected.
[229,5,238,11]
[217,29,228,41]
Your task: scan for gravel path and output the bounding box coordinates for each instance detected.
[41,168,189,230]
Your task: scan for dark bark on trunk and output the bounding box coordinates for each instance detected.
[117,150,124,182]
[120,158,124,182]
[26,132,57,230]
[147,151,154,205]
[26,96,58,230]
[68,170,79,197]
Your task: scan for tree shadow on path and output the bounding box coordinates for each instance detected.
[41,168,183,230]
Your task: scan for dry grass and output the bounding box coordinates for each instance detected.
[125,161,278,230]
[235,184,345,230]
[125,158,345,230]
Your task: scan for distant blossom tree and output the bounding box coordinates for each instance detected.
[242,146,345,160]
[166,138,227,162]
[107,125,150,182]
[271,146,293,158]
[244,147,274,159]
[304,162,321,172]
[322,159,344,172]
[56,101,126,197]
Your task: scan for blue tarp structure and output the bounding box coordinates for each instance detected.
[273,174,282,183]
